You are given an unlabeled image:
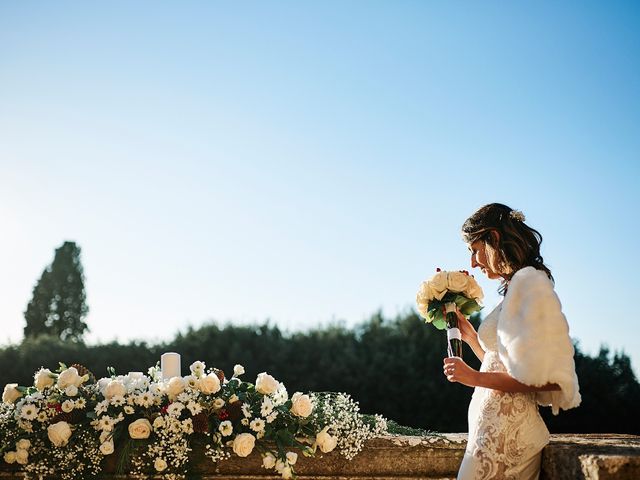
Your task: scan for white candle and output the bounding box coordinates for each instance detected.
[161,352,181,379]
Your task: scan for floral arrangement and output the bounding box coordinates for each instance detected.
[1,361,387,480]
[416,269,484,357]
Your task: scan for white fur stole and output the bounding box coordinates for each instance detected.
[497,266,581,415]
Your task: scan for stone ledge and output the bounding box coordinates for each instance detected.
[1,433,638,479]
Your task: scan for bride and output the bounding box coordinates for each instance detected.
[443,203,581,479]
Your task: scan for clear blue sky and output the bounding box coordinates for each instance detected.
[1,2,639,372]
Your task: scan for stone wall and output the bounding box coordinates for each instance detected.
[1,434,638,479]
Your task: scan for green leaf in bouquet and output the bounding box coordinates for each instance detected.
[432,318,447,330]
[459,299,483,316]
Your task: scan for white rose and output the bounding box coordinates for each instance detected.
[61,400,74,413]
[262,452,276,469]
[47,421,72,447]
[65,385,78,397]
[15,449,28,465]
[281,466,293,479]
[316,426,337,453]
[255,372,278,395]
[429,271,448,300]
[99,440,114,455]
[4,451,16,464]
[99,431,111,443]
[466,278,484,301]
[97,377,110,393]
[290,392,313,418]
[104,380,126,400]
[154,457,167,472]
[233,364,245,377]
[198,373,221,395]
[232,432,256,457]
[286,451,298,465]
[189,361,206,377]
[447,271,469,293]
[166,377,186,398]
[3,384,22,404]
[213,398,225,409]
[34,369,55,391]
[57,367,82,390]
[128,418,152,439]
[16,439,31,450]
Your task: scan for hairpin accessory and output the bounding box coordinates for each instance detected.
[509,209,526,222]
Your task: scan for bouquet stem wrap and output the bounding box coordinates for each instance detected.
[444,302,463,358]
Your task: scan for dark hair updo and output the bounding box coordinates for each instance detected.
[461,203,552,291]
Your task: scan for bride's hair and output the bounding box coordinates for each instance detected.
[461,203,552,292]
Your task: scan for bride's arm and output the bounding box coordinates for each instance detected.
[443,357,560,393]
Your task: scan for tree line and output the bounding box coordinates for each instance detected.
[7,241,639,435]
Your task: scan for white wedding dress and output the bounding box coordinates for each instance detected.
[457,303,550,480]
[457,267,581,479]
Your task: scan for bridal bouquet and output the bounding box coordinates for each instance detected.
[416,269,484,357]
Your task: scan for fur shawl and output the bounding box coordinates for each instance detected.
[497,266,581,415]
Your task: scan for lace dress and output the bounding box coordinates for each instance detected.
[457,303,550,480]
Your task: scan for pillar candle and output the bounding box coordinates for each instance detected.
[161,352,181,379]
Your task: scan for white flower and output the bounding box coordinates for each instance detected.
[154,457,168,472]
[20,404,38,420]
[198,374,221,395]
[241,404,252,418]
[153,416,165,429]
[447,271,469,293]
[213,398,225,409]
[189,361,206,377]
[281,466,293,479]
[233,364,245,377]
[128,418,152,439]
[290,392,313,418]
[99,431,112,443]
[255,372,278,395]
[57,367,83,390]
[250,418,265,432]
[61,400,75,413]
[16,439,30,450]
[110,395,125,407]
[3,384,22,404]
[65,385,78,397]
[34,368,55,391]
[187,400,202,416]
[232,432,256,457]
[99,440,114,455]
[429,271,448,300]
[241,418,249,426]
[266,411,278,423]
[167,402,185,417]
[275,459,285,473]
[98,416,115,432]
[166,377,186,398]
[4,451,16,464]
[182,418,194,434]
[47,421,72,447]
[97,377,110,393]
[95,400,109,415]
[104,380,126,400]
[229,394,239,403]
[75,397,87,409]
[286,451,298,465]
[124,405,135,415]
[15,449,28,465]
[315,426,337,453]
[262,452,276,469]
[37,411,48,422]
[184,375,199,389]
[218,420,233,436]
[260,397,274,417]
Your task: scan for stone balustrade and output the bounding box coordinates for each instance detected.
[1,433,638,479]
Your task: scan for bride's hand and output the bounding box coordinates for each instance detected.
[443,357,478,387]
[455,310,477,345]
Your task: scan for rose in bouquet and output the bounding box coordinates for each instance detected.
[416,269,484,357]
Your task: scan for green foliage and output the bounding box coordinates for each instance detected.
[24,241,89,342]
[2,311,639,434]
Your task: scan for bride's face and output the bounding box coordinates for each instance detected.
[468,239,503,280]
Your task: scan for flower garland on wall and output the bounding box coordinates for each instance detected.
[0,360,387,480]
